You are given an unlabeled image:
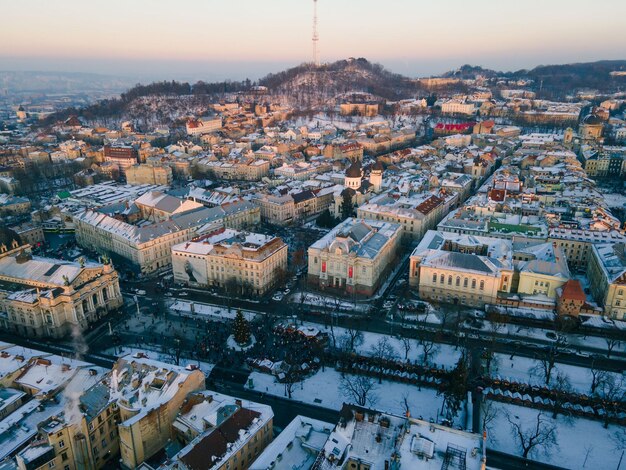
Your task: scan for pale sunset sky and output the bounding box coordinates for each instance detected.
[1,0,624,80]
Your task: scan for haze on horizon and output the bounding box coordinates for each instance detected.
[1,0,625,82]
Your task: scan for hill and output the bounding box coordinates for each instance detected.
[40,58,420,127]
[257,57,419,105]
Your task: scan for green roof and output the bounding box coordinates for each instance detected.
[57,190,72,199]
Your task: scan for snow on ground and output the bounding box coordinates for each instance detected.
[226,334,256,351]
[491,353,623,395]
[290,292,368,312]
[401,312,443,325]
[298,320,462,369]
[600,192,626,209]
[487,400,621,469]
[246,368,466,427]
[169,299,258,321]
[103,345,215,376]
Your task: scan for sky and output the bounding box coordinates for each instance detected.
[1,0,625,82]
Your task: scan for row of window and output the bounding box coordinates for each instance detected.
[431,273,486,290]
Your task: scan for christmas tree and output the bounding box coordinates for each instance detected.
[232,309,251,345]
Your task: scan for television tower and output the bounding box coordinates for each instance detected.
[312,0,320,66]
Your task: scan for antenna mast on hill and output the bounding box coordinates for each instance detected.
[312,0,320,67]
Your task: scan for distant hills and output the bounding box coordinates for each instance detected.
[443,60,626,94]
[37,58,626,127]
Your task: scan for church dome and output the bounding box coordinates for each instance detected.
[582,114,603,126]
[345,160,362,178]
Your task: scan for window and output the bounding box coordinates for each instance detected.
[463,278,468,288]
[471,279,476,289]
[448,276,452,286]
[619,289,624,296]
[440,274,445,284]
[61,452,68,462]
[59,440,65,448]
[48,463,55,469]
[455,276,460,287]
[432,273,437,283]
[479,280,485,291]
[102,439,107,448]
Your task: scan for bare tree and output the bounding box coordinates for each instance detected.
[340,374,377,407]
[530,344,560,386]
[507,412,558,459]
[588,360,609,395]
[282,371,300,399]
[339,326,364,354]
[549,372,572,419]
[481,399,500,434]
[420,337,440,367]
[605,338,621,358]
[370,337,397,383]
[400,336,413,362]
[593,374,626,428]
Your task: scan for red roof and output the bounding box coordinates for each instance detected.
[416,195,444,215]
[560,280,586,302]
[180,408,261,470]
[488,189,506,202]
[434,122,474,132]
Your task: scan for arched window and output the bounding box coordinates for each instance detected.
[448,276,453,286]
[432,273,437,283]
[92,294,98,306]
[479,280,485,291]
[471,279,476,289]
[463,278,468,288]
[455,276,460,287]
[440,274,445,284]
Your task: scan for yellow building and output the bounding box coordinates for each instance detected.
[514,242,570,298]
[74,201,260,276]
[588,242,626,319]
[308,218,403,297]
[126,164,173,186]
[0,243,123,339]
[112,355,206,469]
[172,229,288,295]
[410,231,514,307]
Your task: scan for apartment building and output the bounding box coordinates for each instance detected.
[126,164,173,186]
[172,229,288,295]
[103,145,139,177]
[588,242,626,319]
[186,117,222,136]
[163,391,274,470]
[74,201,260,276]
